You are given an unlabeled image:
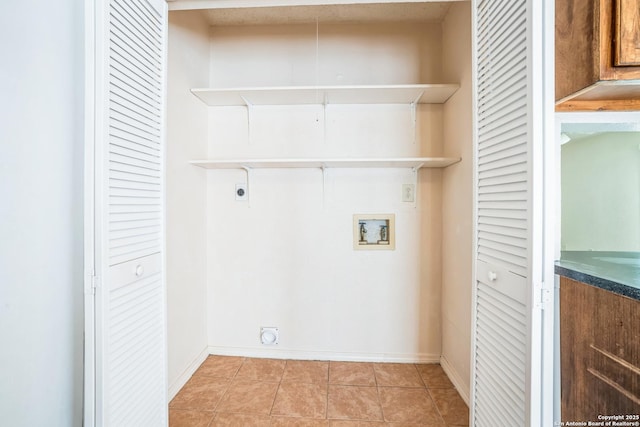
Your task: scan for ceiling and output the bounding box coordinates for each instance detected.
[202,2,454,26]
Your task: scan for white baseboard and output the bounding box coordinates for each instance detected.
[439,354,470,406]
[168,346,209,401]
[207,345,441,364]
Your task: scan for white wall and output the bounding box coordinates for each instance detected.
[561,132,640,251]
[204,22,446,361]
[0,1,84,425]
[166,11,211,397]
[441,2,472,403]
[209,22,443,86]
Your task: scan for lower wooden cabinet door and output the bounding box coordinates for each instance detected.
[560,277,640,421]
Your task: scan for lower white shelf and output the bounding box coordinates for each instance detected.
[189,157,461,169]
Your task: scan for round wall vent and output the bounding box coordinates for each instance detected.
[260,327,279,345]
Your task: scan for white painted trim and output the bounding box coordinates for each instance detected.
[83,0,97,425]
[540,0,557,426]
[207,346,441,364]
[439,355,470,406]
[469,0,479,423]
[168,346,209,400]
[159,1,170,424]
[92,0,110,425]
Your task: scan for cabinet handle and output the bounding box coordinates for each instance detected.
[488,271,497,282]
[135,265,144,277]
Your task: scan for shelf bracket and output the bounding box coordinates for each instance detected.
[242,166,252,207]
[410,91,424,145]
[240,95,253,145]
[323,93,328,145]
[411,162,424,209]
[321,164,327,208]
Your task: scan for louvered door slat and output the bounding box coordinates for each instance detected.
[96,0,166,425]
[111,1,161,50]
[110,160,160,179]
[111,99,161,132]
[110,109,160,140]
[110,142,160,165]
[110,30,161,79]
[479,130,526,150]
[110,133,160,156]
[478,105,526,140]
[111,86,161,122]
[478,152,527,174]
[109,70,161,115]
[473,0,533,425]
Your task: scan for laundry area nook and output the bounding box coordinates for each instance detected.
[165,0,473,419]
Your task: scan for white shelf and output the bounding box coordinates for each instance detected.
[191,84,459,106]
[189,157,461,169]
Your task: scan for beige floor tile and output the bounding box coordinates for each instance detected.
[272,382,328,419]
[194,355,244,378]
[378,387,445,424]
[415,364,454,389]
[373,363,424,388]
[210,412,271,426]
[236,357,286,382]
[282,360,329,384]
[216,380,279,415]
[169,375,230,411]
[329,421,386,426]
[171,358,468,427]
[271,417,330,426]
[428,388,469,426]
[329,362,376,386]
[327,385,383,421]
[386,423,445,427]
[168,409,215,427]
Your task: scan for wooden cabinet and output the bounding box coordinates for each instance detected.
[556,0,640,111]
[560,277,640,420]
[615,0,640,66]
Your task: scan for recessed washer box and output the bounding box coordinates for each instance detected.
[353,214,395,250]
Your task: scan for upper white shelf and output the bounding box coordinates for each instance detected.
[191,84,460,106]
[190,157,461,169]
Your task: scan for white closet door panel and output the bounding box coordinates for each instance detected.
[94,0,167,425]
[473,0,539,424]
[106,256,164,427]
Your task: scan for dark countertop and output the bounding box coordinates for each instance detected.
[555,251,640,301]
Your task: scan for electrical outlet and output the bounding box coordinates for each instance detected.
[235,183,248,201]
[402,184,415,202]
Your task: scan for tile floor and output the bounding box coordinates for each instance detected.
[169,356,469,426]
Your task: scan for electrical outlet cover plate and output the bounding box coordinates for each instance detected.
[235,183,248,201]
[402,184,415,202]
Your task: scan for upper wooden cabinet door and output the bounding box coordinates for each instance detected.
[615,0,640,66]
[556,0,640,109]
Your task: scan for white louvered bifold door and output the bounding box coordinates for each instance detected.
[93,0,167,426]
[472,0,548,425]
